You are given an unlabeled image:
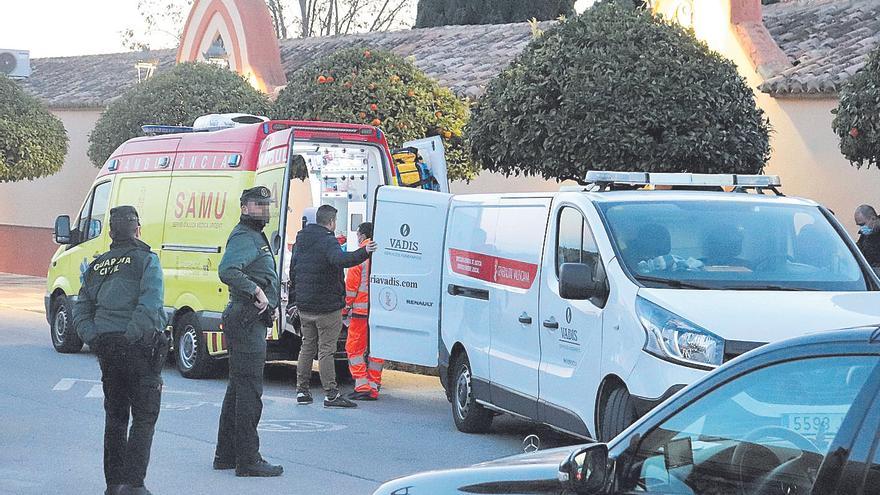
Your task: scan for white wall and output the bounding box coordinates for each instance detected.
[0,109,103,228]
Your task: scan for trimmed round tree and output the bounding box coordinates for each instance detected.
[272,47,475,181]
[88,62,270,167]
[468,1,771,181]
[0,75,68,182]
[832,47,880,170]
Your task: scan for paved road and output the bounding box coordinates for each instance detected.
[0,274,579,494]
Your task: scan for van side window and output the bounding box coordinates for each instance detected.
[558,207,584,272]
[77,182,112,243]
[556,206,602,276]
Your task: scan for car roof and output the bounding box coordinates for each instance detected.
[582,189,822,207]
[747,326,880,359]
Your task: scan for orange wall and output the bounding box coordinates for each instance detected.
[0,225,57,277]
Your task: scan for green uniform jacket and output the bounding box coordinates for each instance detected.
[74,238,166,346]
[219,218,280,352]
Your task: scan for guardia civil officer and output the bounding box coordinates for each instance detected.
[74,206,168,495]
[213,186,283,477]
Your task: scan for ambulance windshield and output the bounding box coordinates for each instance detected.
[599,200,868,291]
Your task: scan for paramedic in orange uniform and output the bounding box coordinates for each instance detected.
[345,222,383,400]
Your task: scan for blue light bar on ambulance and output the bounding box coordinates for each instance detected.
[141,125,197,135]
[585,171,781,188]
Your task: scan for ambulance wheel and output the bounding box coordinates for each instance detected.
[451,354,493,434]
[175,313,214,379]
[50,296,83,354]
[598,384,636,442]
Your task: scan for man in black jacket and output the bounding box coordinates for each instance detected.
[291,204,377,407]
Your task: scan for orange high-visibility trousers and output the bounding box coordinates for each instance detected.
[346,317,384,397]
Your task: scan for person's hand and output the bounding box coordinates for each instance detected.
[365,240,378,253]
[254,286,269,312]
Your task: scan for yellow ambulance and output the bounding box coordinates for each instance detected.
[46,115,449,378]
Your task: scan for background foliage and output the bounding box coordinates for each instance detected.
[467,0,771,181]
[0,75,68,182]
[273,47,475,180]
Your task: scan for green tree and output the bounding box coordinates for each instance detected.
[468,1,771,181]
[272,47,476,180]
[832,47,880,170]
[415,0,574,27]
[0,75,68,182]
[88,63,269,167]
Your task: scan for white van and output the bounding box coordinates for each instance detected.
[369,172,880,441]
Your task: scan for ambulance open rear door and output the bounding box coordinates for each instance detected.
[369,186,452,366]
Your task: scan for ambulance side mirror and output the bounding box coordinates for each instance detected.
[560,262,604,301]
[54,215,72,245]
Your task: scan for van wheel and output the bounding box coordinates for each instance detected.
[451,354,493,433]
[175,313,215,379]
[598,385,636,442]
[50,297,83,353]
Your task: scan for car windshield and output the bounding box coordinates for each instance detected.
[598,199,868,291]
[623,355,879,494]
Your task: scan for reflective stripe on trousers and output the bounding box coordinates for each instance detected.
[346,318,383,396]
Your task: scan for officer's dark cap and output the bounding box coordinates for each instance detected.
[109,206,140,240]
[240,186,272,205]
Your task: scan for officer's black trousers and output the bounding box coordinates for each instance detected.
[215,348,265,465]
[95,336,162,488]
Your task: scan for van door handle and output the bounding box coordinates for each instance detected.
[543,318,559,329]
[447,284,489,301]
[518,313,532,325]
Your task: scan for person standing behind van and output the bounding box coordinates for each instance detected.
[855,204,880,271]
[213,186,283,477]
[74,206,167,495]
[345,222,384,401]
[291,205,377,408]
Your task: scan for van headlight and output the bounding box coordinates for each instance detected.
[636,296,724,369]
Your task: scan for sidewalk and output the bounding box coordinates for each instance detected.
[0,273,47,314]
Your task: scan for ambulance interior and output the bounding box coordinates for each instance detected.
[278,142,385,324]
[276,136,448,331]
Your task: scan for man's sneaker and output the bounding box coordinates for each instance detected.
[324,392,357,408]
[347,391,377,401]
[213,457,236,470]
[236,459,284,477]
[296,391,313,405]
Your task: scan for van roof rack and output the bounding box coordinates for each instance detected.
[582,171,783,196]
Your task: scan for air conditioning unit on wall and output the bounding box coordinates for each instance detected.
[0,49,31,79]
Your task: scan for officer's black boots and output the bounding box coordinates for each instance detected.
[236,458,284,477]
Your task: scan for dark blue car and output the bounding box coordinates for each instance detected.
[375,327,880,494]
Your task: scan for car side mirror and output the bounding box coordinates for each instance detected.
[559,262,605,300]
[558,443,609,494]
[54,215,72,244]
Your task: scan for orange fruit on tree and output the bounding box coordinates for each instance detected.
[358,112,367,120]
[434,111,443,118]
[326,76,335,83]
[407,89,415,97]
[442,131,452,139]
[371,118,382,126]
[370,103,378,111]
[364,50,371,58]
[317,75,327,84]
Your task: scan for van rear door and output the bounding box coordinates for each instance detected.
[400,136,450,193]
[369,186,452,366]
